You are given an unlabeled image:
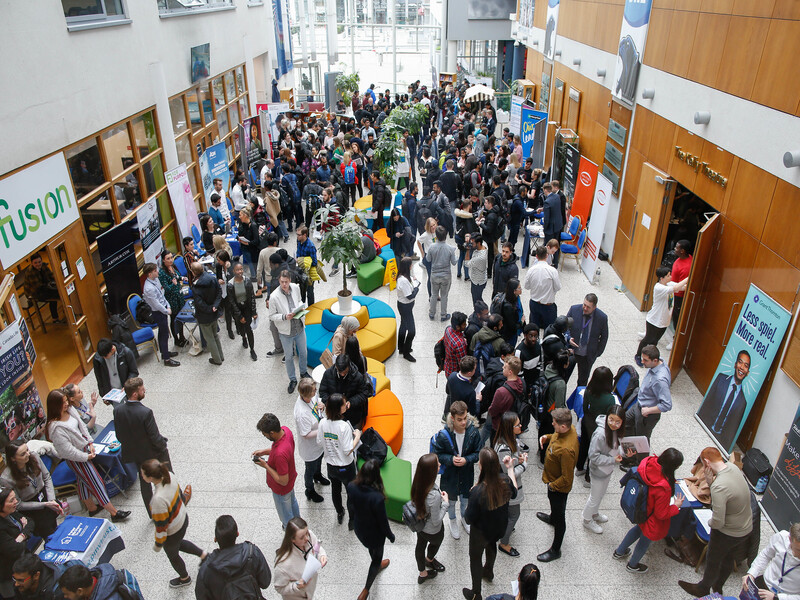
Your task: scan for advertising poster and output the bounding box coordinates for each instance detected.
[199,142,230,208]
[571,156,599,226]
[0,153,79,270]
[761,415,800,532]
[580,173,612,284]
[696,285,792,455]
[520,106,549,163]
[190,43,210,83]
[509,95,524,137]
[136,197,162,265]
[258,109,274,162]
[543,0,560,61]
[0,320,45,444]
[165,164,202,240]
[562,143,581,199]
[238,117,265,184]
[272,0,293,78]
[18,316,36,366]
[612,0,653,105]
[97,221,140,316]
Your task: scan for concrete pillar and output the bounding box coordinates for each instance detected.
[512,42,525,82]
[243,34,258,114]
[447,40,457,73]
[148,61,178,170]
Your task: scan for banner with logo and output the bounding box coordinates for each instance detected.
[0,154,79,269]
[761,415,800,532]
[543,0,560,61]
[272,0,293,78]
[97,220,140,316]
[580,173,611,283]
[136,197,162,265]
[562,143,580,199]
[520,106,548,163]
[509,95,524,136]
[612,0,653,105]
[165,164,202,240]
[571,156,598,226]
[239,117,265,184]
[696,285,791,455]
[0,320,45,443]
[199,142,230,208]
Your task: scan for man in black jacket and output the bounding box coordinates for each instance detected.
[464,300,489,347]
[92,338,138,398]
[539,182,564,268]
[479,195,503,278]
[190,262,225,365]
[113,377,171,514]
[319,355,371,429]
[370,172,390,231]
[195,515,272,600]
[491,242,519,299]
[11,553,68,600]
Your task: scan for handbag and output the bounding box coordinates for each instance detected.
[320,348,334,369]
[357,427,388,464]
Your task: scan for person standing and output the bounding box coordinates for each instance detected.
[293,377,330,504]
[433,401,482,540]
[443,312,469,378]
[274,517,328,600]
[141,459,206,589]
[493,412,528,557]
[92,338,139,397]
[114,377,170,515]
[410,454,448,584]
[670,239,693,331]
[536,407,579,562]
[253,413,300,529]
[576,366,617,477]
[565,294,608,387]
[158,251,188,348]
[142,262,181,367]
[190,262,225,366]
[227,262,258,361]
[464,233,488,304]
[396,257,420,362]
[295,226,318,306]
[635,266,688,366]
[539,183,563,268]
[427,226,457,321]
[479,195,503,278]
[524,246,561,333]
[491,243,519,300]
[462,448,519,600]
[679,447,753,597]
[348,459,396,600]
[515,324,543,399]
[268,271,310,394]
[626,345,672,441]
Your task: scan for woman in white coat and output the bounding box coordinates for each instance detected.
[274,517,328,599]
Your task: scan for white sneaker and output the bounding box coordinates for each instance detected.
[593,513,609,523]
[449,518,460,539]
[462,520,470,535]
[583,519,603,534]
[666,342,673,351]
[637,331,645,340]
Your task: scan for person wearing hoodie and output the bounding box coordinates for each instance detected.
[465,301,489,347]
[614,448,685,574]
[59,563,141,600]
[469,313,507,358]
[195,515,272,600]
[433,401,482,540]
[479,195,503,278]
[485,357,525,446]
[582,405,630,535]
[491,243,519,299]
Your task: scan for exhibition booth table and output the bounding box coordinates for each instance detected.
[39,516,125,567]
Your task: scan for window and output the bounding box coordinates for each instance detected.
[62,0,130,30]
[132,111,159,158]
[65,138,106,200]
[157,0,234,17]
[101,124,133,179]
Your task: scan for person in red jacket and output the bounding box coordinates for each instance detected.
[613,449,685,574]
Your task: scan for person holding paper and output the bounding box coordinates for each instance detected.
[409,453,448,584]
[743,523,800,600]
[274,516,327,600]
[268,271,310,395]
[485,563,541,600]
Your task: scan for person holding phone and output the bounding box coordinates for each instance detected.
[396,257,419,362]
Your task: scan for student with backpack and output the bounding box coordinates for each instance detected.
[195,514,272,600]
[58,563,145,600]
[408,453,448,584]
[432,401,482,540]
[478,195,503,278]
[498,278,525,346]
[614,448,685,573]
[484,356,525,446]
[340,152,359,209]
[576,366,617,478]
[537,350,569,465]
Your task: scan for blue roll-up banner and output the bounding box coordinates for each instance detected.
[520,106,548,161]
[272,0,293,79]
[695,285,792,455]
[612,0,653,105]
[199,142,230,209]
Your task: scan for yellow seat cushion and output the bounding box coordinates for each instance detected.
[305,298,336,325]
[364,390,404,454]
[354,195,372,211]
[366,357,390,394]
[356,317,396,363]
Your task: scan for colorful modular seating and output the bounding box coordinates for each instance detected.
[363,389,403,455]
[357,446,411,523]
[372,228,390,248]
[366,357,390,395]
[356,256,385,294]
[304,296,397,367]
[354,194,402,230]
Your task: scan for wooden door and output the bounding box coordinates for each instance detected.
[46,222,108,374]
[626,163,676,309]
[669,213,720,379]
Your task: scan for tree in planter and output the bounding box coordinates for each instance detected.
[373,103,429,184]
[311,205,367,297]
[335,72,360,103]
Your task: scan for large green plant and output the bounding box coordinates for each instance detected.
[311,205,367,296]
[335,73,360,100]
[373,103,429,182]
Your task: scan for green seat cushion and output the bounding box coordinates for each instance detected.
[357,447,412,522]
[356,256,385,295]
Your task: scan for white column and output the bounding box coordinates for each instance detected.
[149,61,178,170]
[243,34,258,114]
[325,0,338,70]
[447,40,457,73]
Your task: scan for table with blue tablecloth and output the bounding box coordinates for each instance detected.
[92,421,138,498]
[39,515,125,567]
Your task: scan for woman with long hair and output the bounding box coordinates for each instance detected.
[344,335,368,377]
[158,250,188,349]
[1,440,61,537]
[317,393,362,528]
[45,389,129,522]
[499,278,524,346]
[614,448,685,573]
[62,382,99,434]
[140,459,206,588]
[340,151,358,208]
[493,412,528,557]
[200,214,215,252]
[455,196,478,281]
[0,487,35,597]
[486,563,541,600]
[577,366,617,477]
[395,256,419,362]
[347,459,395,600]
[274,516,328,599]
[462,447,519,600]
[410,453,448,584]
[417,217,438,297]
[395,138,410,191]
[583,405,631,534]
[227,262,258,361]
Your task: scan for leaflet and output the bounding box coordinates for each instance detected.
[301,553,322,583]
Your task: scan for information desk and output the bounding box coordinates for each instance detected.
[91,421,138,498]
[39,516,125,567]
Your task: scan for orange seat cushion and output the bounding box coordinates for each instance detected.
[373,228,390,248]
[364,390,404,455]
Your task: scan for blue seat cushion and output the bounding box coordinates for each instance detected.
[560,244,579,254]
[321,309,344,332]
[356,296,395,319]
[305,323,334,367]
[51,461,77,487]
[379,247,395,266]
[132,328,154,343]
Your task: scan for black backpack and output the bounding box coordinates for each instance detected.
[357,427,388,464]
[434,337,446,372]
[531,373,562,418]
[108,314,137,357]
[220,542,263,600]
[501,381,532,432]
[135,300,155,325]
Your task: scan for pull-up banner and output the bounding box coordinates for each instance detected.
[613,0,653,105]
[571,156,598,227]
[543,0,560,61]
[762,415,800,532]
[580,173,611,284]
[695,285,791,455]
[520,106,548,165]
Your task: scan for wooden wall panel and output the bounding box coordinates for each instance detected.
[653,0,676,8]
[647,112,677,173]
[701,0,734,13]
[692,272,742,352]
[733,0,775,17]
[670,128,703,189]
[710,219,758,294]
[716,17,769,99]
[662,10,699,78]
[773,0,800,19]
[630,106,653,155]
[750,245,800,311]
[534,0,547,28]
[643,9,673,70]
[687,13,730,86]
[693,140,734,211]
[762,180,800,266]
[752,19,800,115]
[723,159,775,240]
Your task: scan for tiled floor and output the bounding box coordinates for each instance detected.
[76,233,770,599]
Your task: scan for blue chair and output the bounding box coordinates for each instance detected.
[173,256,193,298]
[560,215,581,242]
[49,458,79,498]
[126,294,159,357]
[560,228,587,271]
[249,166,261,188]
[190,224,207,257]
[615,370,632,402]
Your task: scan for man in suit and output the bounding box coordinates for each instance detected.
[539,182,564,268]
[566,294,609,387]
[92,338,139,398]
[113,377,171,515]
[697,350,751,451]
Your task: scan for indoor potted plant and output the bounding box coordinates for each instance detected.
[312,205,367,313]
